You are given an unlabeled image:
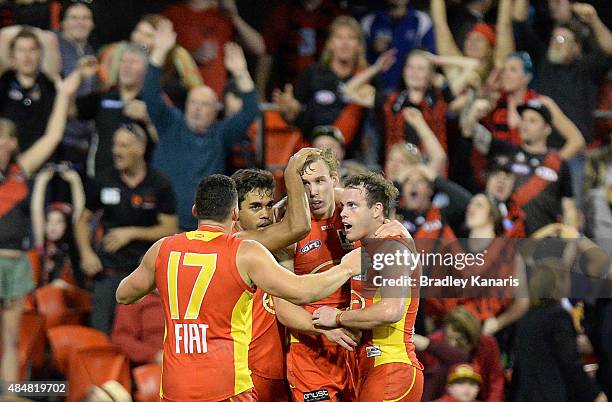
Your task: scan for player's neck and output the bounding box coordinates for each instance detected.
[198,220,231,233]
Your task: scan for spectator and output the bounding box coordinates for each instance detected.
[112,292,164,366]
[431,0,514,83]
[448,0,495,48]
[164,0,265,97]
[98,14,202,109]
[396,164,471,242]
[311,125,346,163]
[256,0,345,97]
[142,21,258,230]
[509,258,607,402]
[76,44,157,178]
[483,158,525,238]
[31,164,85,287]
[75,124,178,334]
[0,70,78,384]
[0,28,57,153]
[433,363,484,402]
[384,142,423,186]
[361,0,436,90]
[416,307,505,402]
[55,1,97,170]
[583,134,611,241]
[464,99,578,235]
[273,16,370,148]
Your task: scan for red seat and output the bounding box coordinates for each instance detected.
[133,363,162,402]
[66,345,131,402]
[47,325,110,375]
[35,286,90,328]
[18,311,45,380]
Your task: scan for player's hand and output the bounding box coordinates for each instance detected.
[375,219,410,239]
[341,247,363,277]
[322,327,360,351]
[103,227,135,253]
[287,147,321,173]
[482,316,500,335]
[123,100,151,123]
[81,250,103,276]
[312,306,341,328]
[412,334,430,351]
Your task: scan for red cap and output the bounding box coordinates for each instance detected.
[470,23,496,47]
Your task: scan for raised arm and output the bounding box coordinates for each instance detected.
[539,96,585,160]
[0,25,61,78]
[402,107,447,176]
[431,0,463,60]
[236,148,316,251]
[116,239,162,304]
[494,0,515,68]
[18,70,80,177]
[30,167,55,248]
[222,0,265,56]
[59,167,85,225]
[239,240,359,305]
[342,49,397,108]
[572,3,612,54]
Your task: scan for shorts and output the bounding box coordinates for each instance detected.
[286,342,356,402]
[251,373,288,402]
[357,363,423,402]
[0,254,35,302]
[161,388,257,402]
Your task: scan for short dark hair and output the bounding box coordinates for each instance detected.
[343,173,399,218]
[194,174,238,221]
[231,169,275,207]
[9,27,42,54]
[60,1,93,23]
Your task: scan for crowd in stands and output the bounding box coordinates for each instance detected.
[0,0,609,401]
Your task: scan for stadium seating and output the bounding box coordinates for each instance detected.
[47,325,110,375]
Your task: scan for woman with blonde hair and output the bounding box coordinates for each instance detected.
[273,15,372,148]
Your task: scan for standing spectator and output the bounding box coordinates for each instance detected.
[56,1,97,171]
[433,363,484,402]
[464,99,579,235]
[142,20,258,230]
[75,124,178,334]
[273,16,369,148]
[164,0,265,97]
[256,0,345,97]
[98,14,202,109]
[416,307,505,402]
[510,259,607,402]
[361,0,436,90]
[448,0,495,48]
[31,164,85,287]
[76,44,156,178]
[0,28,57,153]
[0,70,78,384]
[111,292,164,366]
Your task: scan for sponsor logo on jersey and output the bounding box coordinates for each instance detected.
[421,219,442,232]
[303,389,331,401]
[101,187,121,205]
[300,240,322,254]
[314,90,336,105]
[366,345,382,358]
[535,166,558,182]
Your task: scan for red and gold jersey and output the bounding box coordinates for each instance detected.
[350,238,422,371]
[155,225,255,401]
[249,289,285,379]
[292,207,353,345]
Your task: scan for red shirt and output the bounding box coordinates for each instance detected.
[111,293,164,365]
[164,4,233,97]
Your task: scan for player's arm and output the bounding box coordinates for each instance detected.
[237,240,359,305]
[313,242,413,330]
[236,149,316,251]
[116,239,163,304]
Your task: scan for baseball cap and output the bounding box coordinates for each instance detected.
[311,125,346,147]
[447,364,483,385]
[517,99,553,126]
[470,23,496,47]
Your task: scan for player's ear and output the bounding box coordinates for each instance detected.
[192,204,197,218]
[331,173,339,187]
[372,202,384,219]
[231,206,240,221]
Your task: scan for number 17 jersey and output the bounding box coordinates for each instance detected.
[155,225,255,402]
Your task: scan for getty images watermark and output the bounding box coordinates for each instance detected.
[357,237,611,300]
